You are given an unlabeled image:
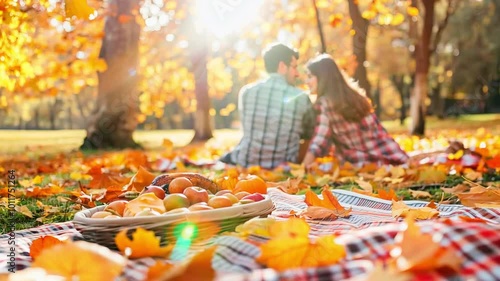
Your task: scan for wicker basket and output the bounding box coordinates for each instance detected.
[73,198,274,250]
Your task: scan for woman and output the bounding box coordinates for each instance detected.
[303,54,409,169]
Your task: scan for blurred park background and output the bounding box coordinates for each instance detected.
[2,0,500,149]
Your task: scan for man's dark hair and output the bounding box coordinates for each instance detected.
[262,43,299,73]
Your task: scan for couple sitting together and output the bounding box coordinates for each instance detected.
[220,43,410,170]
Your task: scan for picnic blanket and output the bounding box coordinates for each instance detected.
[1,188,500,280]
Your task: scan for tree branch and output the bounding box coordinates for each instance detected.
[431,0,457,54]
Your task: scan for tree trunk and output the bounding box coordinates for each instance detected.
[410,0,435,135]
[81,0,141,150]
[347,0,371,99]
[189,27,213,142]
[312,0,327,53]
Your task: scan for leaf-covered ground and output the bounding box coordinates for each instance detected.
[1,116,500,233]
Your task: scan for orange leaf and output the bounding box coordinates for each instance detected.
[32,240,126,281]
[115,227,173,259]
[148,247,217,281]
[266,178,305,194]
[390,216,462,272]
[86,166,130,189]
[30,236,64,260]
[391,201,439,219]
[378,188,398,201]
[298,206,339,220]
[146,261,175,281]
[257,218,345,271]
[123,166,157,192]
[304,189,351,216]
[123,193,165,217]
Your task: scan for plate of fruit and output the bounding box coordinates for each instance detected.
[73,173,274,249]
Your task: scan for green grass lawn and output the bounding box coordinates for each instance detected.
[1,114,500,156]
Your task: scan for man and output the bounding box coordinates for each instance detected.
[221,43,315,169]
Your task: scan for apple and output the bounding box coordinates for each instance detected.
[222,193,239,204]
[234,191,251,200]
[168,177,193,194]
[241,193,266,202]
[104,200,128,216]
[163,194,190,211]
[183,186,209,205]
[91,211,114,219]
[164,207,190,215]
[134,208,162,217]
[208,196,233,209]
[140,185,166,200]
[188,203,214,212]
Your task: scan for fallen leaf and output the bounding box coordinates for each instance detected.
[408,190,431,199]
[123,166,157,192]
[257,218,345,271]
[355,179,373,193]
[378,188,398,201]
[456,186,500,207]
[417,167,447,183]
[298,206,340,220]
[30,236,64,260]
[349,263,412,281]
[150,247,216,281]
[304,189,351,218]
[32,240,126,281]
[235,217,276,238]
[392,201,439,219]
[123,192,165,217]
[115,227,173,259]
[146,261,175,281]
[86,166,130,189]
[390,216,462,272]
[15,205,33,218]
[267,178,304,194]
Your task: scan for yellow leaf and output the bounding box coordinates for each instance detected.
[407,6,419,17]
[115,227,174,259]
[408,190,431,199]
[392,201,439,219]
[257,219,345,271]
[149,246,217,281]
[235,217,276,238]
[417,167,447,183]
[123,193,165,217]
[32,240,126,281]
[64,0,95,20]
[15,206,33,218]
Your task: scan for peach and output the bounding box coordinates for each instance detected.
[168,177,193,194]
[140,185,166,199]
[234,191,251,200]
[163,194,190,211]
[104,215,121,219]
[188,203,214,212]
[208,196,233,209]
[104,200,128,216]
[164,207,190,215]
[91,211,113,219]
[134,208,162,217]
[215,190,232,196]
[183,186,209,205]
[222,193,239,204]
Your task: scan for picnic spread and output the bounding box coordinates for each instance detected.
[1,183,500,281]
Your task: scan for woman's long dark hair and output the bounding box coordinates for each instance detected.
[307,54,373,122]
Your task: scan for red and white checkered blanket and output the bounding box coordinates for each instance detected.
[1,188,499,280]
